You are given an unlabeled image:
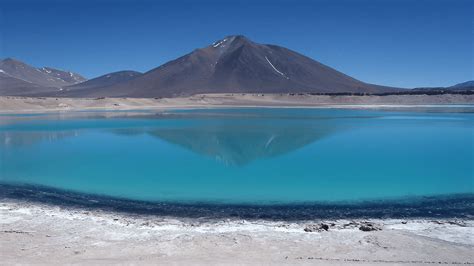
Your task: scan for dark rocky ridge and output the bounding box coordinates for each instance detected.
[0,58,86,96]
[0,58,85,87]
[1,183,472,220]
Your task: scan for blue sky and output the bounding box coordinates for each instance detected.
[1,0,472,88]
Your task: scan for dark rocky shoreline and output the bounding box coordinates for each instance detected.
[1,183,472,221]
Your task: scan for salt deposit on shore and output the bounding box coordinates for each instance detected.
[1,200,473,265]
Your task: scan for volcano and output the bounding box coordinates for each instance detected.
[71,35,398,97]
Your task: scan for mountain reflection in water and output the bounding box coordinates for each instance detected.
[0,110,344,165]
[115,123,337,166]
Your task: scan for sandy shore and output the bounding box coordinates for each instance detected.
[1,93,473,113]
[1,200,473,265]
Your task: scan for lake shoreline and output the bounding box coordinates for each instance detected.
[1,198,473,264]
[2,99,473,264]
[1,93,473,113]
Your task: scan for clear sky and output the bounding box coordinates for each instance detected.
[1,0,472,88]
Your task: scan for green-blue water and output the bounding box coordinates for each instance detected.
[0,107,473,204]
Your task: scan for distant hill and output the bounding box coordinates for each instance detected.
[0,58,86,96]
[58,71,142,97]
[411,80,474,92]
[63,35,401,98]
[450,80,474,89]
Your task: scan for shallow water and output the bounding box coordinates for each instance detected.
[0,107,473,205]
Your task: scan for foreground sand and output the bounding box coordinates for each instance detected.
[1,200,473,265]
[1,93,473,113]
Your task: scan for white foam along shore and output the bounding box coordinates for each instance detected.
[0,93,473,114]
[1,199,473,264]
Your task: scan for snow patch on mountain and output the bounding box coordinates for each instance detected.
[213,38,228,48]
[265,56,289,79]
[42,67,52,74]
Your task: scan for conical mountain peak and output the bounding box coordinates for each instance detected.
[1,36,399,97]
[70,35,397,98]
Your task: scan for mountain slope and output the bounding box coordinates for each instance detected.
[82,35,399,98]
[0,71,55,96]
[39,67,86,85]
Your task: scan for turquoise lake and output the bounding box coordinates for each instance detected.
[0,107,473,205]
